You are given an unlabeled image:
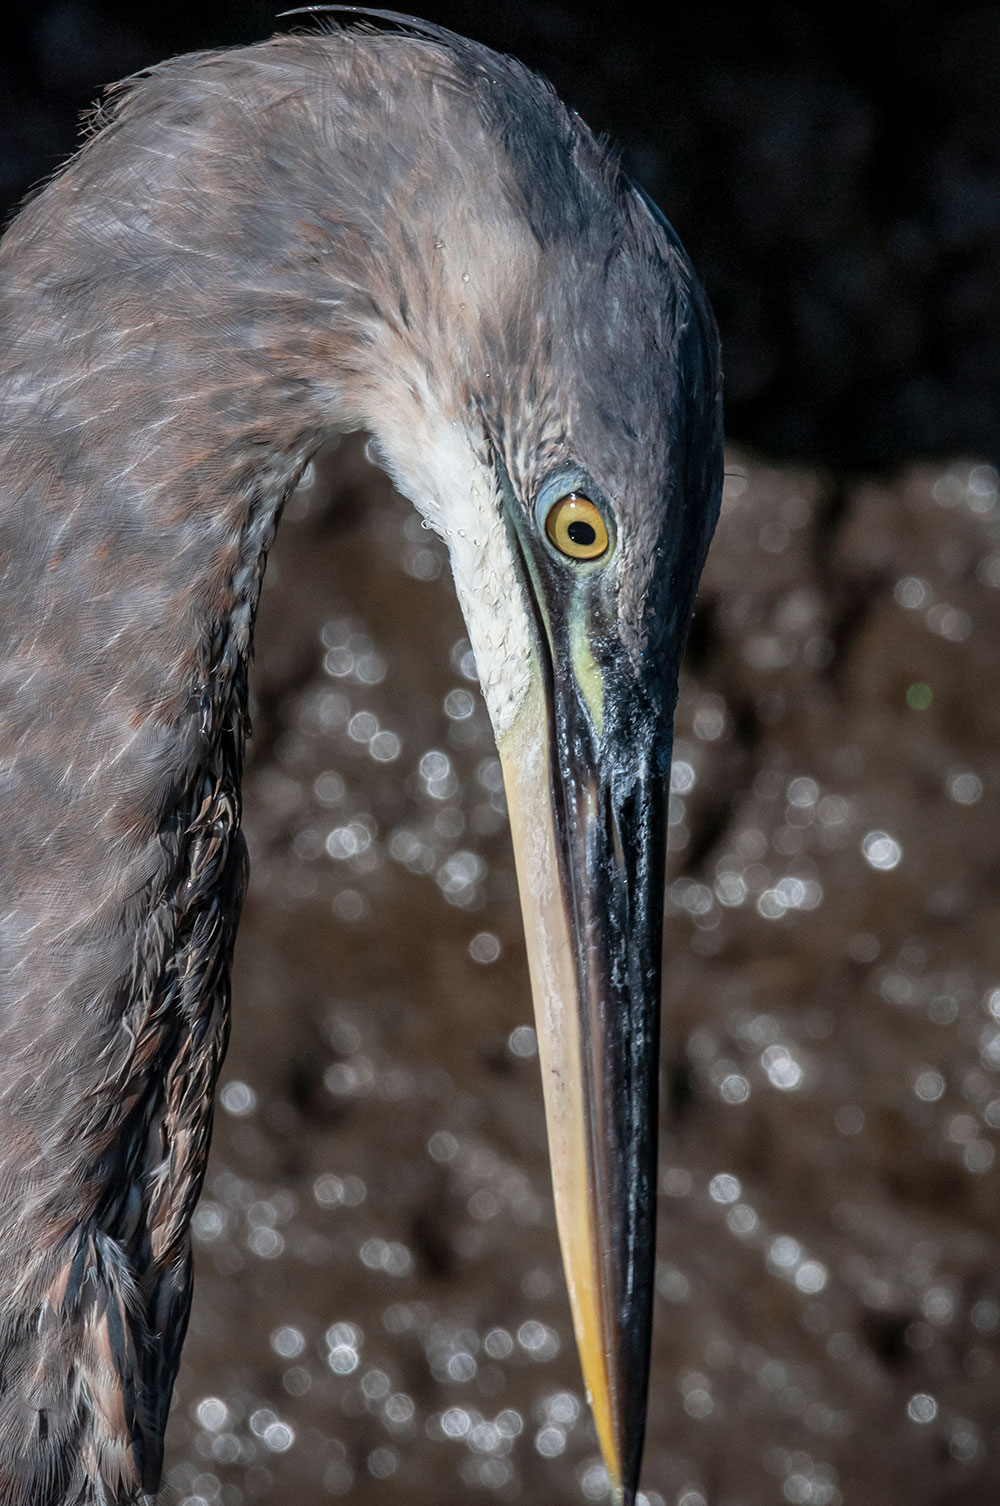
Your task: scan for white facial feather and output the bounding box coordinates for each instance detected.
[368,401,536,740]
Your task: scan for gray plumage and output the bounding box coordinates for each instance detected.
[0,20,721,1504]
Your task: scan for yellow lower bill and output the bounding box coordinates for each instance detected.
[498,681,623,1500]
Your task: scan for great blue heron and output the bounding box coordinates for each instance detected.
[0,13,721,1504]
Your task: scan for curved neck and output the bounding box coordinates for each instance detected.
[0,38,509,1227]
[0,33,537,753]
[0,35,533,1155]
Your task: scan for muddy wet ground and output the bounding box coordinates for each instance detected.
[160,438,1000,1506]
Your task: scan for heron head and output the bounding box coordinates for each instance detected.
[349,35,723,1500]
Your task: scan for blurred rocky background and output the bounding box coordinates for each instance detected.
[2,5,999,1506]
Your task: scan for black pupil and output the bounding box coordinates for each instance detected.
[567,519,597,547]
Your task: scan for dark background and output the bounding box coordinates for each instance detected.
[3,0,1000,472]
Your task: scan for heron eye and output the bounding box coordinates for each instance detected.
[544,493,610,561]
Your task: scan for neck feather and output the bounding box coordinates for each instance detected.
[0,33,538,1259]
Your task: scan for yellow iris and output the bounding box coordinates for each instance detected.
[544,493,610,561]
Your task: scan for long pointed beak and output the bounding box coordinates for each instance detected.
[499,675,666,1503]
